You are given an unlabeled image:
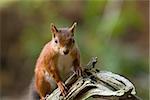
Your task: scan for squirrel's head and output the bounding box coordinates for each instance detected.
[50,22,77,55]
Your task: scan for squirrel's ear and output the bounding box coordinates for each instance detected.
[69,22,77,34]
[51,23,58,33]
[51,23,58,38]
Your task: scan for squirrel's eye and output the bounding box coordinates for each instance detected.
[55,40,58,43]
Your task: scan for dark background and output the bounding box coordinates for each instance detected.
[0,0,149,100]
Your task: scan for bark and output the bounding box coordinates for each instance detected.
[45,57,142,100]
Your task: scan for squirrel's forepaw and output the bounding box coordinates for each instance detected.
[40,97,45,100]
[58,82,68,96]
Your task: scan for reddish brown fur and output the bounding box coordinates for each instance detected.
[34,22,82,99]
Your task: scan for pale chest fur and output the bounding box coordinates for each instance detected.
[57,54,74,81]
[44,54,73,90]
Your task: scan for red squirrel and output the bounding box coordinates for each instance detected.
[34,22,82,100]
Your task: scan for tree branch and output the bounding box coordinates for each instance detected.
[45,57,141,100]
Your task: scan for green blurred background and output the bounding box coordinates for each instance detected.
[0,0,149,100]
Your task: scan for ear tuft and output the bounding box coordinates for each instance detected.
[69,22,77,33]
[73,22,77,27]
[51,23,58,33]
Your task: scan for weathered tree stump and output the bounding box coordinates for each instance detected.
[45,57,141,100]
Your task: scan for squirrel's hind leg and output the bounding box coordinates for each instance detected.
[35,71,51,99]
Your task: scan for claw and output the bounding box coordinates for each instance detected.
[57,81,68,96]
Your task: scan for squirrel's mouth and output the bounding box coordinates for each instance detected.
[63,50,69,55]
[59,48,69,55]
[59,50,69,56]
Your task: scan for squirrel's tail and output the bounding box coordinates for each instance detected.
[28,78,40,100]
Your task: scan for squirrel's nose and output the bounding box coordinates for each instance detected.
[63,50,69,55]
